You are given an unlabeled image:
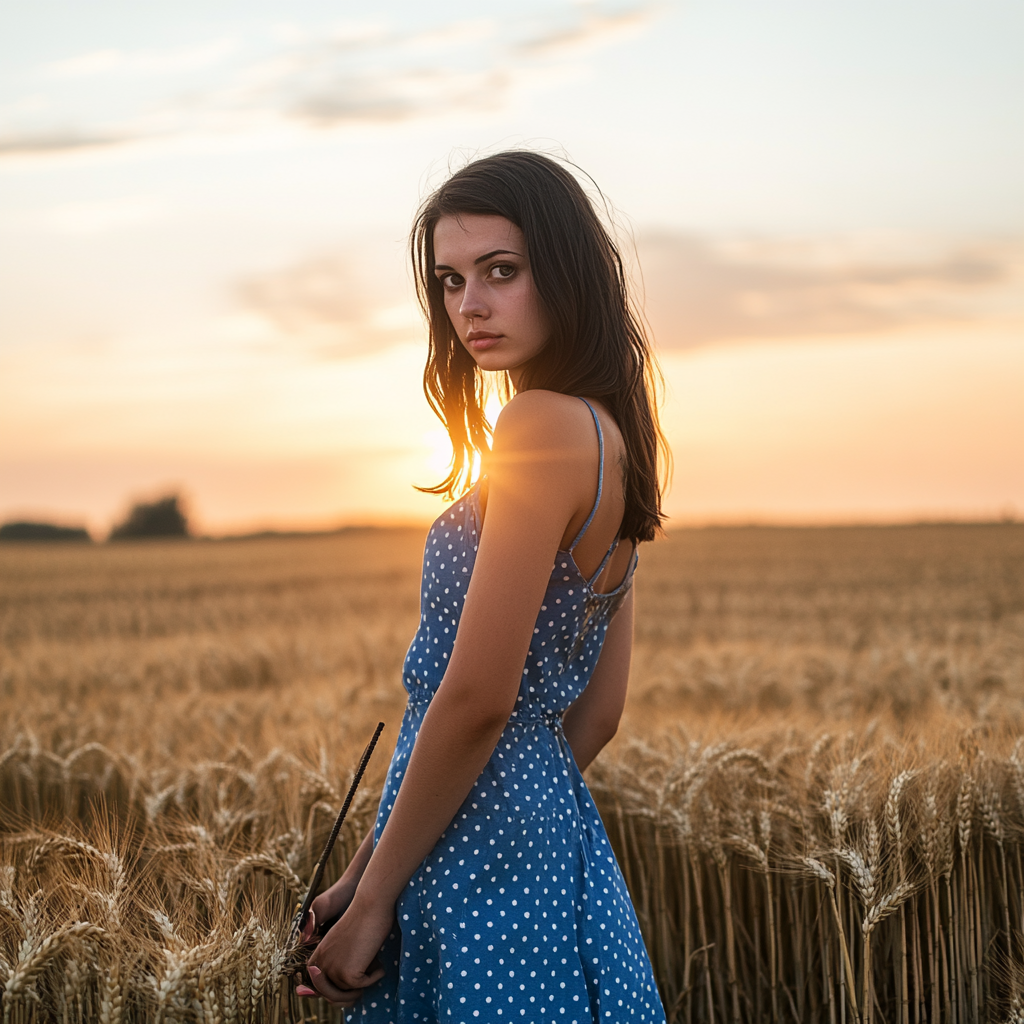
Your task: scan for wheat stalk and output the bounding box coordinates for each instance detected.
[3,922,107,1008]
[97,958,124,1024]
[805,858,859,1022]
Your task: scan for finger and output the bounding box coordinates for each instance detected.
[315,911,343,937]
[297,985,360,1007]
[363,962,386,986]
[299,909,316,944]
[299,988,359,1009]
[307,965,368,1005]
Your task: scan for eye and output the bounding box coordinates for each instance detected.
[489,264,516,281]
[439,272,464,290]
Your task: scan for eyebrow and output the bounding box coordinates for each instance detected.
[434,249,523,272]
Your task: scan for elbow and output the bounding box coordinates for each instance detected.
[593,700,627,747]
[469,704,517,738]
[572,708,621,753]
[564,711,621,772]
[433,678,517,738]
[594,716,620,750]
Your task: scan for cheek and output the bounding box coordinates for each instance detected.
[443,291,463,328]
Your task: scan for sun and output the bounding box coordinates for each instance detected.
[419,392,506,481]
[423,428,453,477]
[484,393,503,429]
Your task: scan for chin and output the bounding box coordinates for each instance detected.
[469,352,517,373]
[467,347,540,376]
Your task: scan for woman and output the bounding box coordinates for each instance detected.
[298,151,668,1023]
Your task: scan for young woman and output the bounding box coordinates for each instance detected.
[298,151,668,1023]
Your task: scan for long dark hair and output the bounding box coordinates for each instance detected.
[410,150,667,544]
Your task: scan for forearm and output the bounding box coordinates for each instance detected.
[351,686,511,910]
[309,827,376,933]
[339,830,374,887]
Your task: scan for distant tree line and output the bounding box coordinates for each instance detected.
[0,494,189,543]
[0,522,91,542]
[109,495,188,540]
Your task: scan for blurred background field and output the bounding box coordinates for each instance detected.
[4,524,1024,759]
[3,524,1024,1021]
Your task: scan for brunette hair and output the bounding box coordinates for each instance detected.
[411,150,667,544]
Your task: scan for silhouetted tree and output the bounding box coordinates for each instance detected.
[109,495,189,540]
[0,522,91,543]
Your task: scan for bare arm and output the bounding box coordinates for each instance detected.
[305,586,632,958]
[306,392,603,1003]
[562,586,634,771]
[303,829,375,941]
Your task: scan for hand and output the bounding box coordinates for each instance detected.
[299,876,359,947]
[302,892,392,1006]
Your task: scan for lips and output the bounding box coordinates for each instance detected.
[466,332,502,351]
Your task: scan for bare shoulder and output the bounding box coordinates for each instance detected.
[492,390,596,454]
[483,391,598,526]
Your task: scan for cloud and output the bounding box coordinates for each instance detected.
[237,253,421,358]
[0,4,656,160]
[515,6,657,57]
[239,233,1023,363]
[210,10,646,128]
[0,130,128,157]
[636,233,1024,348]
[280,64,510,128]
[42,40,238,80]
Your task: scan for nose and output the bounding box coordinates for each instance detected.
[458,278,489,321]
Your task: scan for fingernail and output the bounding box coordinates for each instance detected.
[296,985,317,997]
[308,966,322,978]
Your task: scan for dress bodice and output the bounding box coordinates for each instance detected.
[401,400,637,720]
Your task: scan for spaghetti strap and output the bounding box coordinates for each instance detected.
[587,536,621,588]
[567,398,604,552]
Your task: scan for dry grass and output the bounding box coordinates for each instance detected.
[1,523,1023,1022]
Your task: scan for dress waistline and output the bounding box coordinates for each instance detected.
[405,696,564,729]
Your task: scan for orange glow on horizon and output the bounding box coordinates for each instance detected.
[3,325,1020,538]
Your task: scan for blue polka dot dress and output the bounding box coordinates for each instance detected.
[352,400,666,1024]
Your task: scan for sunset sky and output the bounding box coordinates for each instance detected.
[1,0,1022,535]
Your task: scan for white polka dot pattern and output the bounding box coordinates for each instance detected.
[350,487,665,1024]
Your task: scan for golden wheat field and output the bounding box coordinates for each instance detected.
[2,523,1023,1024]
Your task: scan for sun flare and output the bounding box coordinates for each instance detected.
[418,391,506,482]
[484,393,504,430]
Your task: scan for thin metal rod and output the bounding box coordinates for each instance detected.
[289,721,385,947]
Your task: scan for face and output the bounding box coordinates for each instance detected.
[432,213,551,386]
